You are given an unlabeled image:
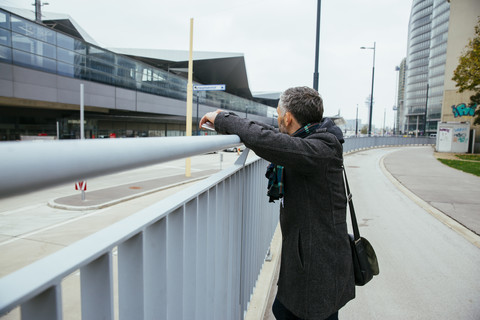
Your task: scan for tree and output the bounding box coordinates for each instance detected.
[452,17,480,125]
[360,125,368,135]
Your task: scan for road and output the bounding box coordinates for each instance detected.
[339,148,480,319]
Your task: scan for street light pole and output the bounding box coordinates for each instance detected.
[355,104,358,137]
[313,0,321,91]
[424,83,429,136]
[394,65,400,135]
[361,42,376,136]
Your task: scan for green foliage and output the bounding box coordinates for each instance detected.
[438,159,480,177]
[452,17,480,124]
[360,125,368,135]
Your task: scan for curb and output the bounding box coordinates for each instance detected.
[245,224,281,320]
[48,176,209,211]
[379,154,480,249]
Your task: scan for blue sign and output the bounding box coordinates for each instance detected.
[193,84,226,91]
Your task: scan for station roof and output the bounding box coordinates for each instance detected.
[109,48,253,99]
[3,6,279,103]
[2,7,100,46]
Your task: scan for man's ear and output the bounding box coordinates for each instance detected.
[284,111,293,127]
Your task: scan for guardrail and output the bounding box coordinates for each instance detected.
[0,136,279,320]
[343,136,435,153]
[0,135,435,319]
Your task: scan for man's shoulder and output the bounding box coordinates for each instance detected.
[309,129,343,146]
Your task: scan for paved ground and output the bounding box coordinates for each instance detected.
[383,147,480,236]
[262,146,480,320]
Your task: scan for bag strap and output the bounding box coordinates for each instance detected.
[343,166,361,241]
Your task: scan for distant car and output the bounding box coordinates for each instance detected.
[223,145,245,152]
[430,134,437,138]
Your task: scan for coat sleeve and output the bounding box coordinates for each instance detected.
[214,112,341,173]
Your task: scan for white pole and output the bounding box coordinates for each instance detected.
[383,108,386,136]
[185,18,194,177]
[80,83,85,200]
[80,84,85,140]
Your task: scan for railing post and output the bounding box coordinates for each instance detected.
[166,207,184,320]
[80,253,114,320]
[144,218,167,319]
[22,285,62,320]
[118,233,144,320]
[183,199,198,320]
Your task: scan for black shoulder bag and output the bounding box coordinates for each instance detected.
[343,167,379,286]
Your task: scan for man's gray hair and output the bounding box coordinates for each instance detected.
[278,87,324,125]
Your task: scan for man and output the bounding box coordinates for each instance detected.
[200,86,355,320]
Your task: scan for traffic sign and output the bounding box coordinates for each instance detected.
[193,84,226,91]
[75,181,87,191]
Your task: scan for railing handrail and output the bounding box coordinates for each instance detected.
[0,135,435,199]
[0,136,241,198]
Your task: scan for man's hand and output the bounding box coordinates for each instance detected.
[199,109,223,128]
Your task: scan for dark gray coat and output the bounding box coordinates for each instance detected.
[215,112,355,319]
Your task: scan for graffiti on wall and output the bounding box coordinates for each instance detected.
[453,127,467,143]
[451,103,478,118]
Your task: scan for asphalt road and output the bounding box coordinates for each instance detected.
[339,148,480,319]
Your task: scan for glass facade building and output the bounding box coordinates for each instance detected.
[404,0,450,135]
[396,58,407,135]
[0,8,272,139]
[427,0,449,128]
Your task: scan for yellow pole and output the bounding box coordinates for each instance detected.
[185,18,194,177]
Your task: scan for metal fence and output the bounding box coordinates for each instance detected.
[343,136,435,153]
[0,136,279,320]
[0,135,435,320]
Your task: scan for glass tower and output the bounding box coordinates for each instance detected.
[427,0,450,131]
[404,0,450,135]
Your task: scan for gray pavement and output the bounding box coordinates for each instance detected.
[383,146,480,236]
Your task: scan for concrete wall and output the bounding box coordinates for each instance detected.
[441,0,480,152]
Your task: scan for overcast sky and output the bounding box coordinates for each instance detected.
[1,0,413,129]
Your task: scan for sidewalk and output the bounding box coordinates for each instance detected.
[382,146,480,237]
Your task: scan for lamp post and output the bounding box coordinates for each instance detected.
[424,83,429,136]
[360,42,376,136]
[393,65,400,135]
[355,104,359,137]
[313,0,322,91]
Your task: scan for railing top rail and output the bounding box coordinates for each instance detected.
[0,135,241,199]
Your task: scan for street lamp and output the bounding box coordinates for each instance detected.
[313,0,322,91]
[393,65,400,135]
[360,42,376,136]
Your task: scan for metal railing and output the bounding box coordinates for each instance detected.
[343,136,435,153]
[0,136,279,320]
[0,135,435,319]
